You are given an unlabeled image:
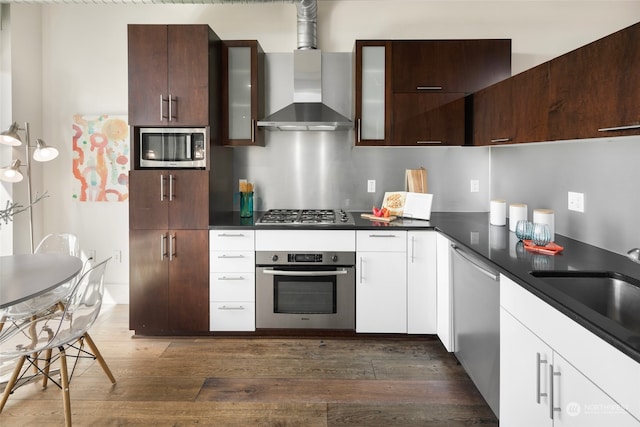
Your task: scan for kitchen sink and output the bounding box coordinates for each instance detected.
[530,271,640,334]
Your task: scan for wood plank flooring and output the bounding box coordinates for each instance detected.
[0,305,498,426]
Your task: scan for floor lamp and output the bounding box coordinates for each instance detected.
[0,122,59,253]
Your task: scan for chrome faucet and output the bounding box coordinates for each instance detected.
[627,248,640,263]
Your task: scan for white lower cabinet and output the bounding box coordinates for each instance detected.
[501,274,640,426]
[209,230,255,331]
[407,231,437,334]
[435,232,453,351]
[356,230,407,333]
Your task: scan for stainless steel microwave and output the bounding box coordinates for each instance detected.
[139,127,207,168]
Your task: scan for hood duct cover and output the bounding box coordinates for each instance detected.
[257,0,353,131]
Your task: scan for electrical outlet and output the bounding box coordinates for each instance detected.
[470,179,480,193]
[367,180,376,193]
[568,191,585,212]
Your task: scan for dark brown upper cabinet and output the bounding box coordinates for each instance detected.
[354,39,511,147]
[128,25,220,127]
[473,63,550,146]
[548,22,640,141]
[222,40,265,146]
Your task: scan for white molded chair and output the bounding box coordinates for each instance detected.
[0,258,115,426]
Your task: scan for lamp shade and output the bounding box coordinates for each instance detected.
[0,122,23,146]
[33,139,59,162]
[0,159,24,183]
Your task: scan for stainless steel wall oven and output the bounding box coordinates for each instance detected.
[255,251,355,330]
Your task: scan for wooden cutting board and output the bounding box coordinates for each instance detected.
[360,213,397,222]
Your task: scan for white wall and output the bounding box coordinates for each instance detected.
[5,0,639,302]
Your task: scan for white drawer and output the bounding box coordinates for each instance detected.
[256,230,355,251]
[210,273,255,301]
[357,230,407,252]
[210,230,255,251]
[210,251,255,272]
[210,302,255,331]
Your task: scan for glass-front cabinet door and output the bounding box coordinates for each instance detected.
[354,41,392,145]
[222,40,265,146]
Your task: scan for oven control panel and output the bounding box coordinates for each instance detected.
[256,251,355,266]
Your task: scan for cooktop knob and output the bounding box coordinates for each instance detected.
[272,254,279,262]
[332,255,339,262]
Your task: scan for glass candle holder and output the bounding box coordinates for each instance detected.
[515,220,533,241]
[532,223,551,247]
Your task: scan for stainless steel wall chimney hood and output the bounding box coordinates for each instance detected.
[257,0,353,131]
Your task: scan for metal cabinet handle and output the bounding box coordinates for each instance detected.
[417,141,443,144]
[357,118,362,142]
[490,137,512,143]
[417,86,443,91]
[218,254,245,259]
[160,94,167,121]
[549,364,561,419]
[218,276,245,281]
[160,174,166,201]
[217,233,246,237]
[168,174,174,201]
[168,234,176,261]
[536,353,548,404]
[251,119,255,142]
[160,234,167,260]
[598,124,640,132]
[168,94,177,121]
[368,234,397,238]
[359,257,364,284]
[411,236,416,263]
[218,305,245,310]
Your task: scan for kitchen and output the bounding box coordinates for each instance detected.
[2,0,640,425]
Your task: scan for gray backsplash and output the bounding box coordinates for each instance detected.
[231,52,639,257]
[490,136,640,255]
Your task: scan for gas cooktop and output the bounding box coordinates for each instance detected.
[256,209,355,226]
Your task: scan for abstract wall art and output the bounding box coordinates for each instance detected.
[72,114,129,202]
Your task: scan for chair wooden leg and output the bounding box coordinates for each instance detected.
[59,347,72,427]
[0,355,26,412]
[82,332,116,384]
[42,347,53,389]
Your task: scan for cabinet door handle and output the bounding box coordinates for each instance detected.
[549,364,561,419]
[598,124,640,132]
[168,233,176,261]
[417,141,442,144]
[251,119,255,142]
[359,257,364,284]
[219,276,245,281]
[168,94,177,122]
[536,353,548,404]
[218,254,245,259]
[160,174,166,201]
[217,233,246,237]
[160,94,168,121]
[357,119,362,143]
[417,86,443,91]
[490,137,512,143]
[368,234,397,238]
[411,236,416,263]
[160,234,167,260]
[168,174,174,201]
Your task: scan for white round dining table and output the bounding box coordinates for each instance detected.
[0,253,83,309]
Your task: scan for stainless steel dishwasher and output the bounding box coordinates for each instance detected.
[450,243,500,417]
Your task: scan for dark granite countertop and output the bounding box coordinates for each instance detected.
[210,210,640,362]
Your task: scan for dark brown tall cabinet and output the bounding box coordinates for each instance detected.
[354,39,511,146]
[128,25,223,335]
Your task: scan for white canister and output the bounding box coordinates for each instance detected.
[534,209,555,242]
[490,200,507,226]
[509,203,528,232]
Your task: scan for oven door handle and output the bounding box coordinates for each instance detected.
[262,269,349,277]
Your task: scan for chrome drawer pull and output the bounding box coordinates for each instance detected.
[416,86,443,90]
[218,276,245,281]
[218,305,245,310]
[217,254,245,259]
[490,137,512,143]
[217,233,246,237]
[417,141,442,144]
[368,234,397,238]
[536,353,548,404]
[598,124,640,132]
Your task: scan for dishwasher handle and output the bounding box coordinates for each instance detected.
[451,245,499,281]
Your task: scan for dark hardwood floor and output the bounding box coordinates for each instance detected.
[1,305,497,426]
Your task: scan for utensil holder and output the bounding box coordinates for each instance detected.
[239,191,254,218]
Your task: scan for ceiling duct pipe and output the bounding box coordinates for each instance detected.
[296,0,317,50]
